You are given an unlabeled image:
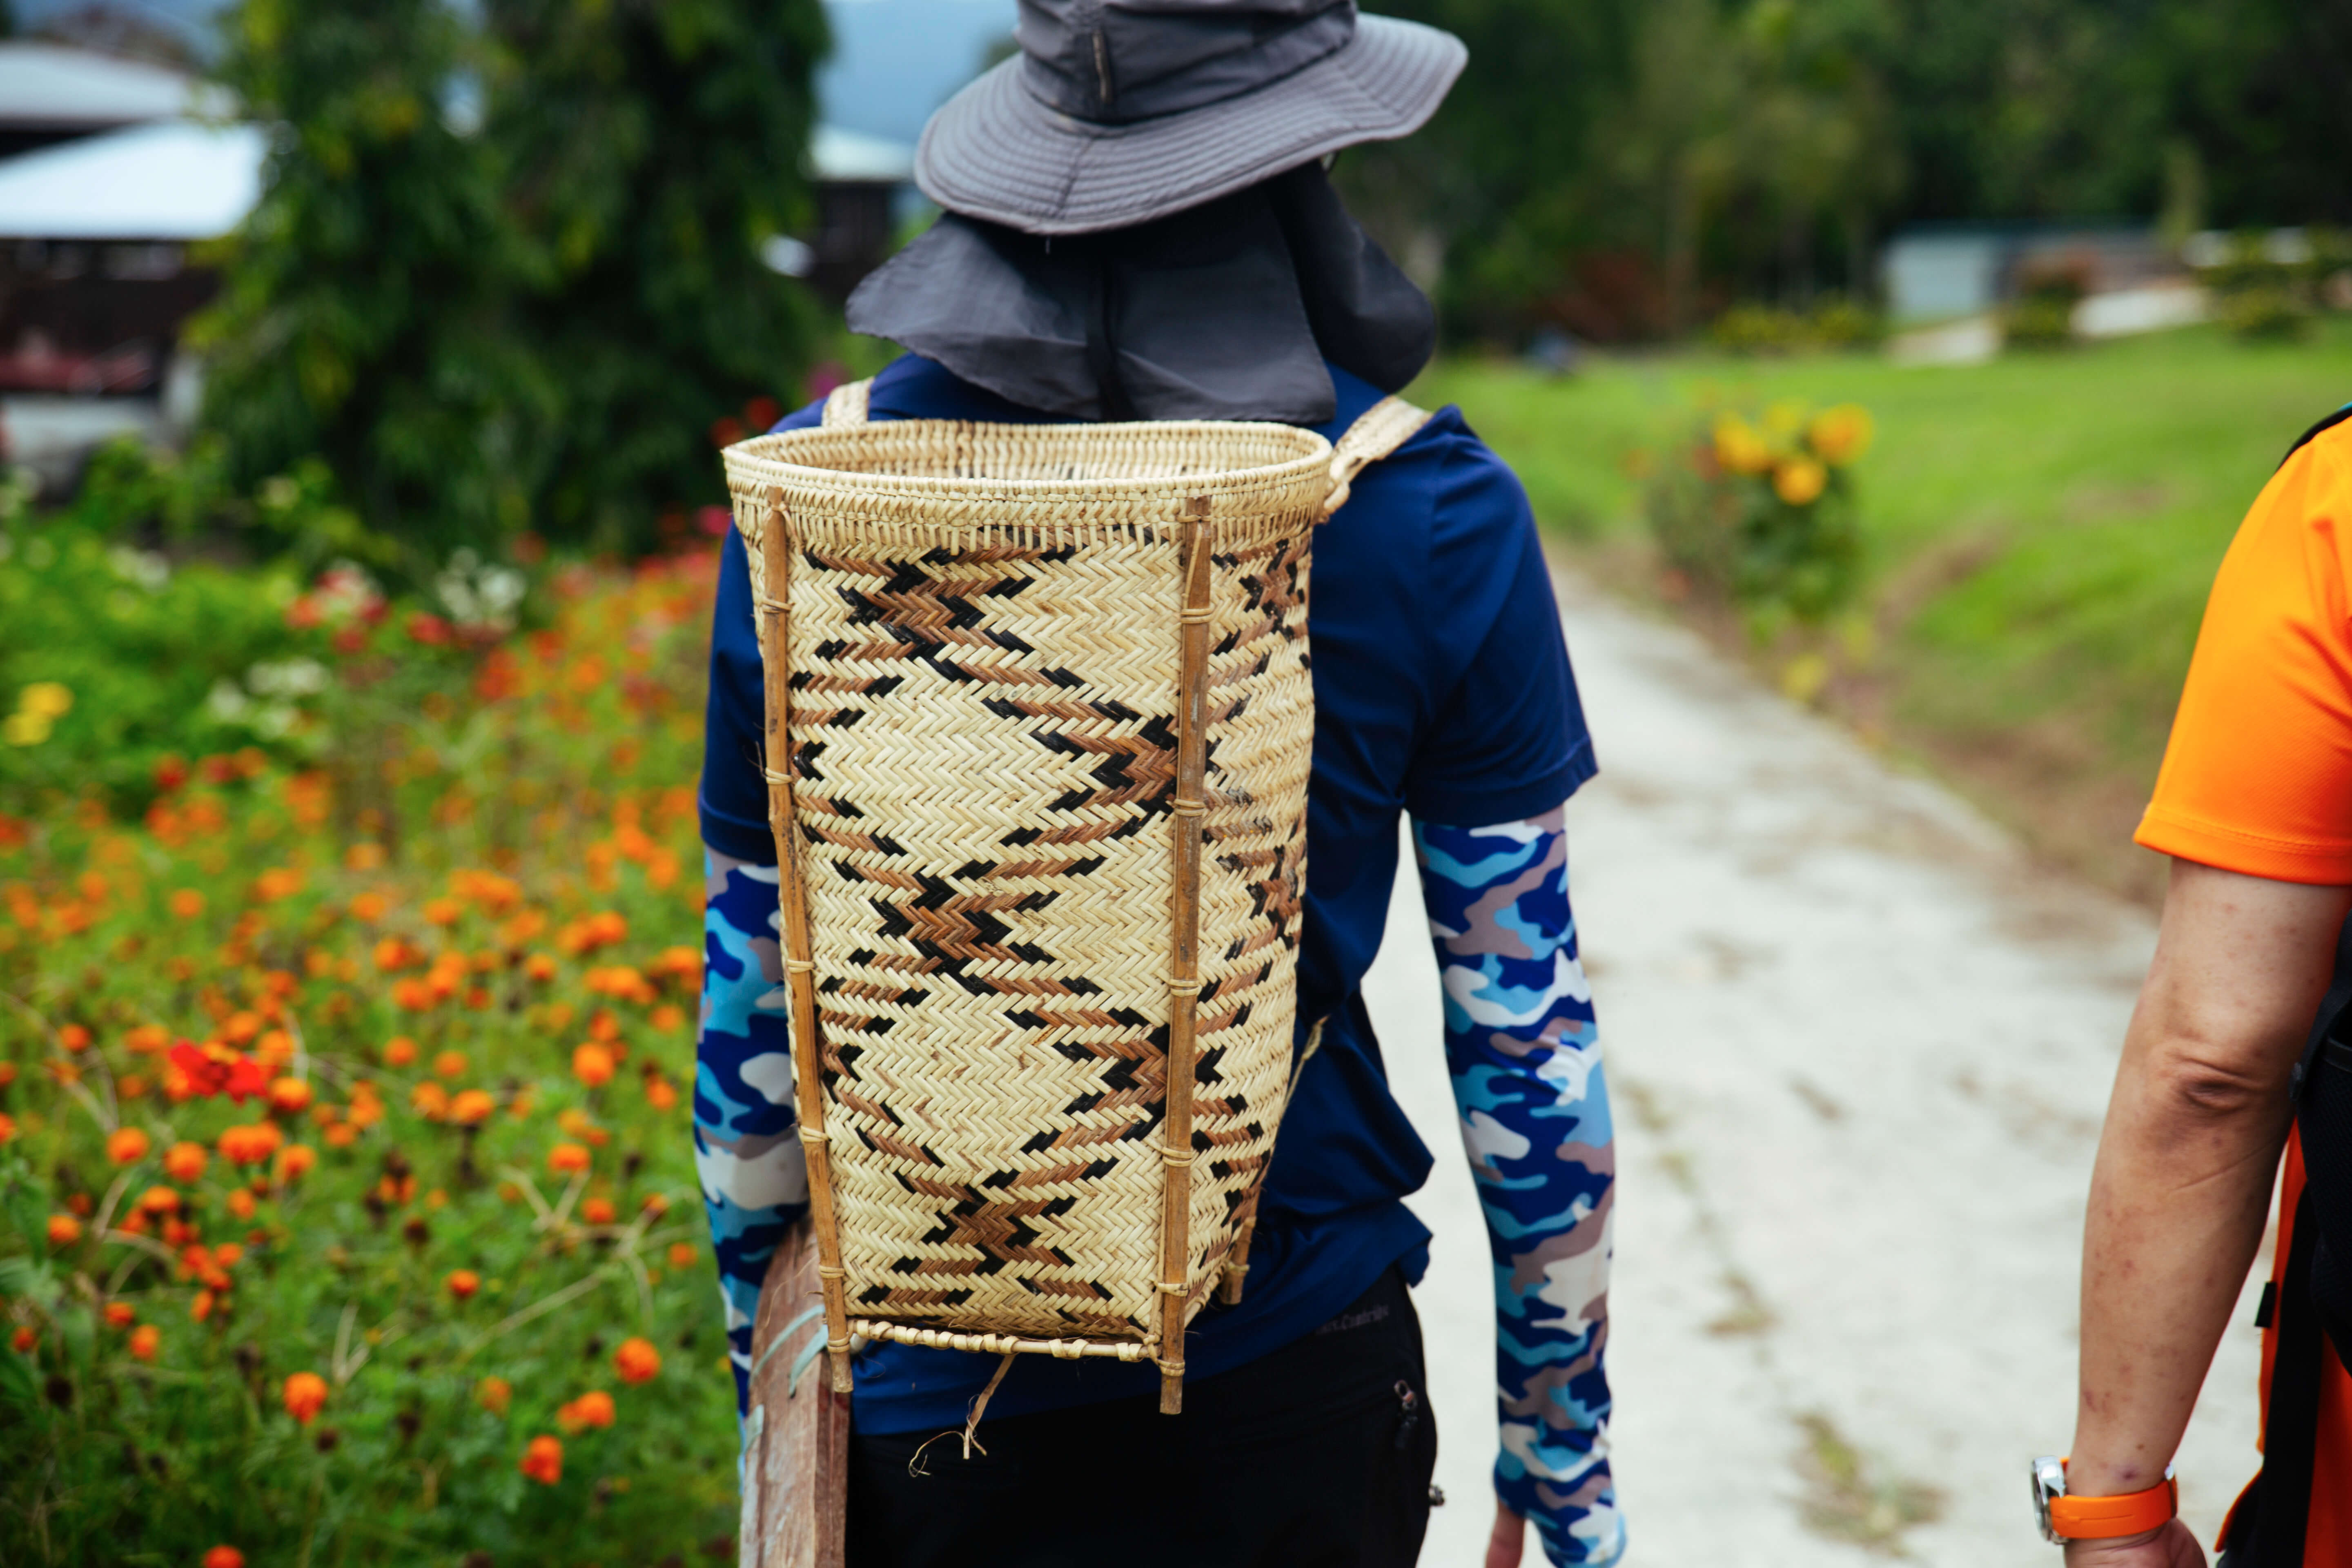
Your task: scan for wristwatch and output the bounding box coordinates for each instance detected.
[2030,1455,2179,1544]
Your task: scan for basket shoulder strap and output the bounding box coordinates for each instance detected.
[1321,395,1432,519]
[820,378,873,428]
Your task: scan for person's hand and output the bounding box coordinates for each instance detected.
[1485,1501,1526,1568]
[2062,1520,2205,1568]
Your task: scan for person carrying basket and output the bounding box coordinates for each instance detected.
[693,4,1621,1564]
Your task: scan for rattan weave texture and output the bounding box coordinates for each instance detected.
[722,395,1425,1403]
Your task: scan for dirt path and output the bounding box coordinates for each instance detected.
[1367,570,2265,1566]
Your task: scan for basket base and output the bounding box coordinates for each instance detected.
[849,1318,1154,1363]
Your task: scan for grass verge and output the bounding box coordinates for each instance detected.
[1417,321,2352,900]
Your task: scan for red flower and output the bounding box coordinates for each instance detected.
[520,1434,564,1485]
[168,1042,267,1103]
[614,1337,661,1385]
[282,1371,328,1425]
[203,1547,245,1568]
[406,612,453,646]
[152,754,189,793]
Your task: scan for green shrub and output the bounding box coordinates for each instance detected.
[1645,401,1874,625]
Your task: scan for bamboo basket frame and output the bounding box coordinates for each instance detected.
[725,387,1429,1412]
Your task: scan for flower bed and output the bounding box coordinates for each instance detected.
[0,550,741,1566]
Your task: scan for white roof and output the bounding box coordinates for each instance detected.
[0,118,265,240]
[0,42,204,128]
[809,124,915,184]
[0,116,906,243]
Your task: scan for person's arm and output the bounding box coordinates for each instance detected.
[2067,858,2352,1567]
[695,846,810,1417]
[1414,811,1622,1568]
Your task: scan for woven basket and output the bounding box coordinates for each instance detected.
[722,380,1428,1411]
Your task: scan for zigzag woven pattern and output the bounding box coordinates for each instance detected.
[723,419,1330,1355]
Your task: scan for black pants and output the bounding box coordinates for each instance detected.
[846,1268,1439,1568]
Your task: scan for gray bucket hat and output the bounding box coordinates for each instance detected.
[915,0,1467,236]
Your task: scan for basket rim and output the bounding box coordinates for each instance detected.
[722,416,1337,503]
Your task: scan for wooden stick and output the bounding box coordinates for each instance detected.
[1160,494,1213,1415]
[740,1218,849,1568]
[1218,1209,1258,1307]
[755,483,856,1395]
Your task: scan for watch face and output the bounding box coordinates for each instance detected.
[2031,1455,2068,1545]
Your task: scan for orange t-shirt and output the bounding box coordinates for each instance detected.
[2138,413,2352,1562]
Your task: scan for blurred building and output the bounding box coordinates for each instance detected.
[1882,223,2191,325]
[0,39,915,483]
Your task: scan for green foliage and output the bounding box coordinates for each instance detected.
[480,0,829,554]
[191,0,826,567]
[191,0,553,575]
[1644,402,1873,625]
[0,553,734,1566]
[1709,296,1884,354]
[1348,0,2352,340]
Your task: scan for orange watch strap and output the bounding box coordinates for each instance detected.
[2048,1475,2179,1539]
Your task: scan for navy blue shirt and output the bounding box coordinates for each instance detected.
[700,353,1594,1432]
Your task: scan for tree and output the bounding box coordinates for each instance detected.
[480,0,829,553]
[189,0,553,575]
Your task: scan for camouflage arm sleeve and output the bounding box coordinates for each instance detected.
[696,846,810,1416]
[1412,809,1622,1567]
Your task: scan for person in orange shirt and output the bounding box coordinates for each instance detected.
[2051,408,2352,1568]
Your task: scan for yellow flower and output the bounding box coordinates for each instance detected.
[1712,415,1773,476]
[18,683,72,719]
[1774,457,1829,507]
[1808,404,1875,467]
[2,712,49,747]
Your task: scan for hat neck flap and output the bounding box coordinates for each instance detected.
[845,162,1435,426]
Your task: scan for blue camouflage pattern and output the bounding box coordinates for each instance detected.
[1414,808,1621,1567]
[696,848,808,1413]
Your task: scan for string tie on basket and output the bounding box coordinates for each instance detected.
[1178,606,1214,625]
[1169,798,1206,818]
[797,1125,830,1146]
[784,958,814,975]
[1159,1145,1195,1168]
[1165,976,1203,996]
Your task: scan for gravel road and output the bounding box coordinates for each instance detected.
[1368,570,2267,1566]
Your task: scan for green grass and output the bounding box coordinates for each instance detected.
[1414,321,2352,895]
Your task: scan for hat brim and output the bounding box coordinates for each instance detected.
[914,15,1466,236]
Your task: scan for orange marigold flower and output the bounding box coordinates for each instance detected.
[190,1289,216,1322]
[118,1074,149,1100]
[667,1241,697,1269]
[168,889,205,920]
[572,1042,615,1088]
[267,1077,313,1114]
[433,1050,468,1080]
[519,1434,563,1485]
[323,1121,359,1148]
[410,1082,450,1119]
[614,1337,662,1385]
[226,1189,257,1221]
[449,1089,495,1125]
[164,1141,207,1183]
[202,1546,244,1568]
[422,897,463,927]
[46,1214,82,1246]
[445,1269,481,1300]
[59,1023,91,1052]
[129,1324,160,1362]
[644,1078,678,1111]
[104,1302,136,1328]
[640,1193,670,1218]
[253,867,305,902]
[124,1023,169,1056]
[0,1111,15,1145]
[579,1197,615,1225]
[557,1390,615,1432]
[218,1121,286,1167]
[477,1374,513,1415]
[350,890,390,922]
[213,1242,245,1267]
[138,1185,181,1215]
[383,1036,418,1068]
[523,952,559,983]
[649,1003,687,1033]
[548,1142,591,1175]
[9,1325,35,1353]
[1772,456,1828,508]
[272,1144,317,1183]
[106,1126,151,1165]
[281,1371,328,1424]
